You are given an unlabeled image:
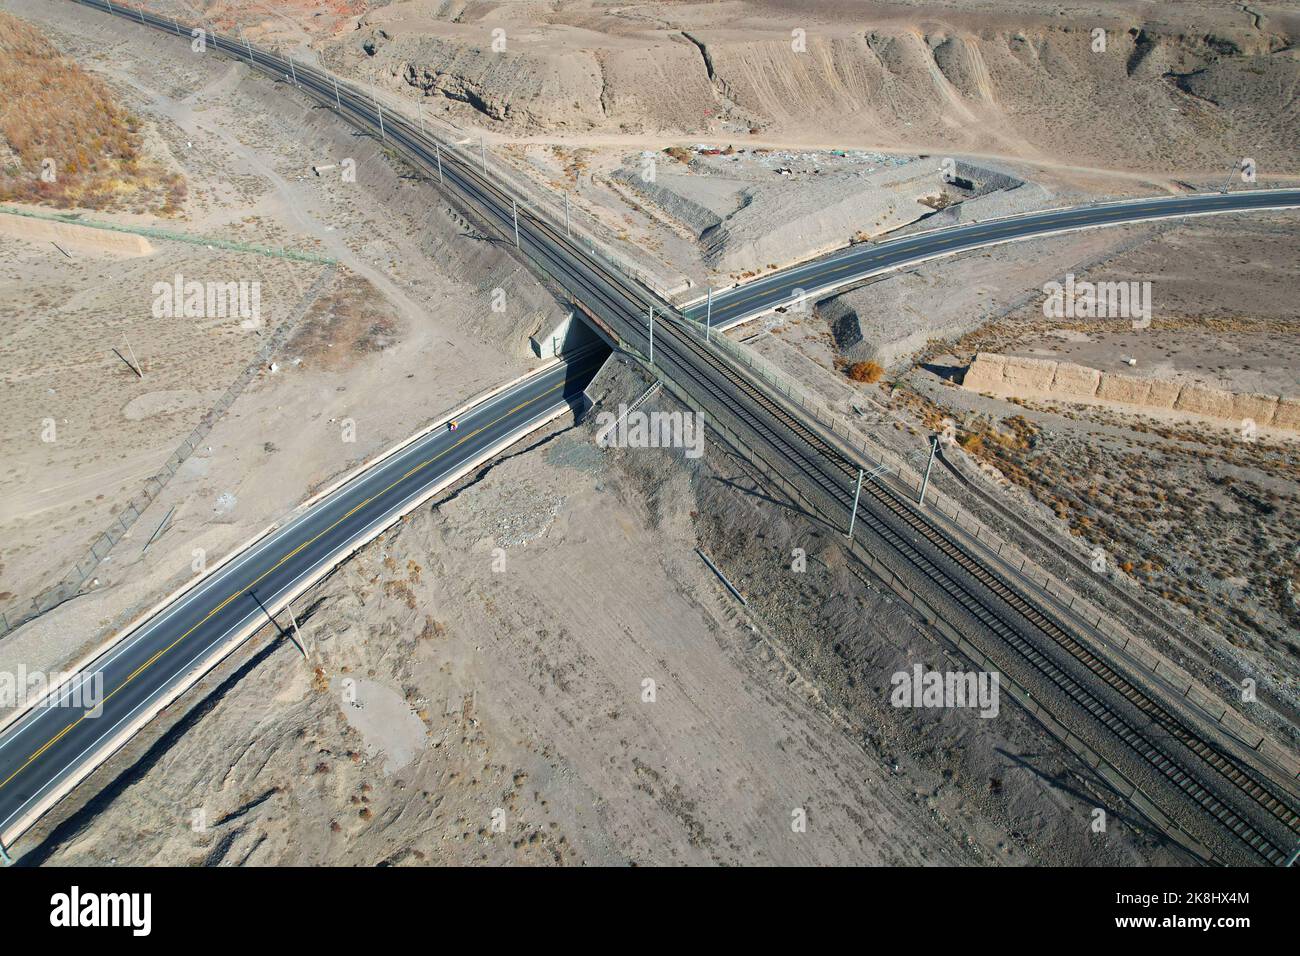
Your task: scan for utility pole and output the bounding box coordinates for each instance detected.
[564,191,570,237]
[705,286,713,343]
[288,57,298,88]
[648,305,654,365]
[252,591,307,659]
[285,600,307,658]
[241,28,253,66]
[123,333,143,379]
[512,199,520,248]
[846,467,864,539]
[1221,157,1251,195]
[918,435,938,507]
[138,5,145,25]
[333,73,341,110]
[416,99,424,135]
[173,17,182,36]
[374,95,385,141]
[141,505,175,555]
[0,837,10,866]
[434,142,443,184]
[480,137,486,175]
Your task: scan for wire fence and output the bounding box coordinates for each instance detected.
[0,264,337,639]
[681,321,932,491]
[0,205,336,265]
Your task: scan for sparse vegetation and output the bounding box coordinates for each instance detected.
[896,385,1299,650]
[0,12,186,213]
[847,360,884,383]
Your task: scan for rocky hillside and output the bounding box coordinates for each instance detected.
[315,0,1300,174]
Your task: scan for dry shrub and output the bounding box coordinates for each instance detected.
[0,11,186,214]
[847,361,884,383]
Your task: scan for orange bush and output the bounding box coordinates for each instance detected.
[847,360,884,383]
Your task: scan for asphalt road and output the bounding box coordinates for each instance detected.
[19,0,1298,864]
[0,351,602,847]
[682,190,1300,329]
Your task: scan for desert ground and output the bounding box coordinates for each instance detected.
[25,360,1181,866]
[1,0,565,661]
[0,0,1295,866]
[122,0,1300,290]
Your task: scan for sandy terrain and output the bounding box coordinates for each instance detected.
[745,211,1300,752]
[0,0,1293,869]
[925,215,1300,705]
[181,0,1300,181]
[22,360,1180,866]
[0,227,323,615]
[0,0,562,667]
[111,0,1298,296]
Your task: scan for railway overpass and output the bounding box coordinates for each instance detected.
[3,0,1296,866]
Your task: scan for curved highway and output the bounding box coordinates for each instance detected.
[683,190,1300,329]
[9,0,1296,865]
[0,352,602,849]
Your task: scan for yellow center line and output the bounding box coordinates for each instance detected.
[0,379,567,792]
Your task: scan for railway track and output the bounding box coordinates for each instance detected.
[935,444,1300,731]
[662,317,1300,865]
[76,0,1300,866]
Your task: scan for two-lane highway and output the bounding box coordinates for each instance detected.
[20,0,1300,866]
[0,351,603,848]
[684,190,1300,329]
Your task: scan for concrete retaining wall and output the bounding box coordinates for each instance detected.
[1275,396,1300,430]
[963,352,1298,432]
